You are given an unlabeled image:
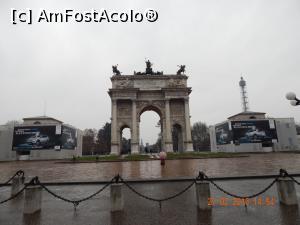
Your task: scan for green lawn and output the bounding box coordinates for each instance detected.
[72,151,246,162]
[73,154,150,162]
[166,151,246,159]
[123,154,150,161]
[73,155,119,161]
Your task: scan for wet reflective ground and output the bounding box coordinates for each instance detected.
[0,179,299,225]
[1,152,300,225]
[0,153,300,182]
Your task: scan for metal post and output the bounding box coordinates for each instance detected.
[196,181,211,210]
[23,186,42,214]
[110,183,124,212]
[276,177,298,205]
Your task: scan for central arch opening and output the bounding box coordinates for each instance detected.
[139,108,162,154]
[120,127,131,154]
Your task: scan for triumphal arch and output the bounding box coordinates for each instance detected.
[108,61,193,155]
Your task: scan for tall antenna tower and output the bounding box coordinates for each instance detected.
[239,76,249,112]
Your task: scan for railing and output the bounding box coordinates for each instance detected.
[0,169,299,212]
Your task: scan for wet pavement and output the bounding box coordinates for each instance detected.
[0,179,299,225]
[0,153,300,182]
[1,152,300,225]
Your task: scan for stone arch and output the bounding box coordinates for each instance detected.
[119,123,131,131]
[109,73,193,155]
[138,105,163,120]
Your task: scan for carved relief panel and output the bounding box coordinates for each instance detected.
[115,79,134,88]
[168,78,185,87]
[170,99,185,116]
[117,100,132,118]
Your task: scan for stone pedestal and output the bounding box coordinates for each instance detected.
[110,183,124,212]
[196,181,211,210]
[131,143,139,154]
[110,145,119,155]
[24,186,42,214]
[185,142,194,152]
[276,177,298,205]
[165,143,173,152]
[11,177,24,197]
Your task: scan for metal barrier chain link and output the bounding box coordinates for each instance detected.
[287,175,300,185]
[0,176,36,205]
[279,169,300,185]
[1,168,300,208]
[37,177,115,207]
[119,175,196,207]
[0,170,25,187]
[208,177,279,199]
[202,170,282,199]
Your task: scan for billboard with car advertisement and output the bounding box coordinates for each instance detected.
[215,122,232,145]
[61,125,77,149]
[12,126,61,150]
[231,120,277,144]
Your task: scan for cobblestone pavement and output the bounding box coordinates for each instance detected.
[0,179,299,225]
[1,153,300,182]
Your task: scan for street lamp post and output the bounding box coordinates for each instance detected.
[286,92,300,106]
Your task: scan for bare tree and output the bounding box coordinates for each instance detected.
[96,122,111,154]
[4,120,22,127]
[121,137,131,154]
[82,129,97,155]
[296,123,300,135]
[191,122,210,151]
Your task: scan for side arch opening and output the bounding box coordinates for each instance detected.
[172,124,183,152]
[120,126,131,154]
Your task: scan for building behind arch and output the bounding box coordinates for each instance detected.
[0,116,82,161]
[209,111,299,152]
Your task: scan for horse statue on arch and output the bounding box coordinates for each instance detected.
[112,65,121,76]
[177,65,186,75]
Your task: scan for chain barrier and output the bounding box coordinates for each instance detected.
[196,169,299,205]
[0,170,25,187]
[0,169,300,209]
[197,171,280,199]
[196,171,280,208]
[208,176,279,199]
[278,169,300,185]
[287,175,300,185]
[118,175,196,209]
[0,176,37,205]
[37,176,116,210]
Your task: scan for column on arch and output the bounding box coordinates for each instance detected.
[184,97,194,152]
[111,99,119,155]
[164,99,173,152]
[131,100,139,154]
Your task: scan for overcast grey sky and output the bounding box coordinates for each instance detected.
[1,0,299,144]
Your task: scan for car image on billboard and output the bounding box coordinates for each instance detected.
[12,126,61,150]
[231,120,277,144]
